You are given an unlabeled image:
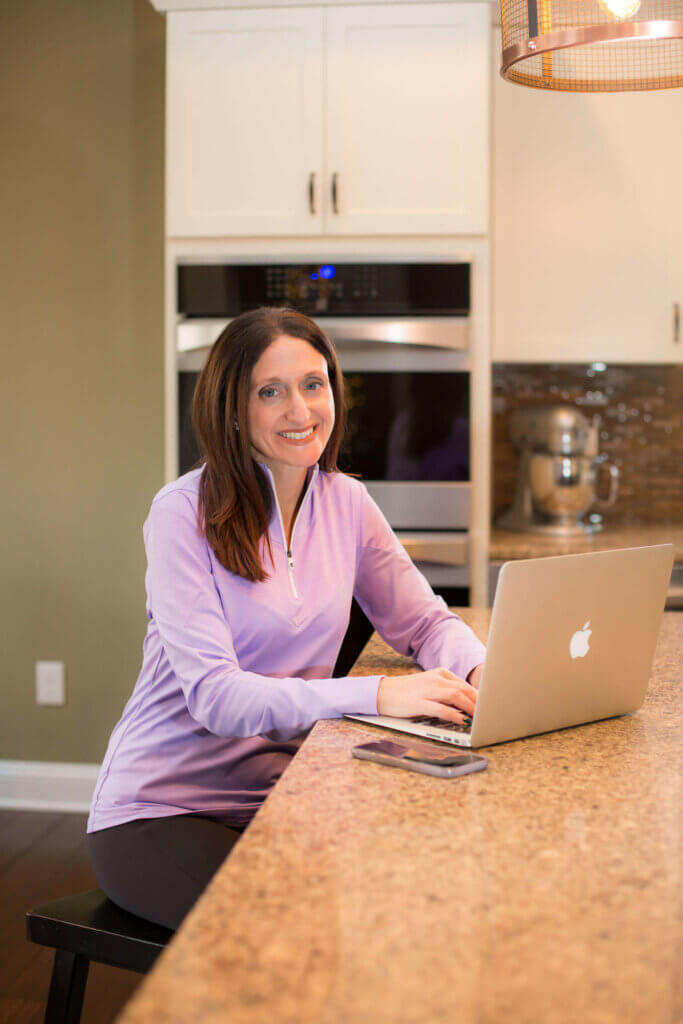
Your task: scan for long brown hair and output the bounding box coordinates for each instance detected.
[191,307,345,582]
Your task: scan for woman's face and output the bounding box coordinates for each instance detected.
[246,334,336,478]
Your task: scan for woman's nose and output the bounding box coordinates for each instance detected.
[287,390,310,421]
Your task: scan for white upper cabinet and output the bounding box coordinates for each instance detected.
[166,4,490,237]
[492,29,683,364]
[325,4,489,235]
[167,8,324,237]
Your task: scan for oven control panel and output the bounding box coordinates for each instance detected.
[178,262,469,318]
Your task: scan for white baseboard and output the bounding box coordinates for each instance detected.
[0,760,100,813]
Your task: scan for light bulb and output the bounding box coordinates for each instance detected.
[598,0,641,19]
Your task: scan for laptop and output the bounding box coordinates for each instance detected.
[344,544,674,748]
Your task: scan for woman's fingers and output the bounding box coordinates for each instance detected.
[421,700,466,725]
[429,673,477,716]
[436,688,476,716]
[430,694,475,716]
[467,663,484,690]
[376,669,479,720]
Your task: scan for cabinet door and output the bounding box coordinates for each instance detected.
[325,3,489,236]
[492,29,683,364]
[167,9,324,237]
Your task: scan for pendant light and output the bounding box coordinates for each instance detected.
[500,0,683,90]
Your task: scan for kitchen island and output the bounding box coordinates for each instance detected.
[116,610,681,1024]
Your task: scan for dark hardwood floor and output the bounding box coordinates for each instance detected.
[0,810,143,1024]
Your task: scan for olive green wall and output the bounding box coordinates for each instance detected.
[0,1,165,762]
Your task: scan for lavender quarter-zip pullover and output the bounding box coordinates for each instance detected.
[87,463,486,832]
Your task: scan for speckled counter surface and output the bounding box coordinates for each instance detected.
[117,611,682,1024]
[490,524,683,562]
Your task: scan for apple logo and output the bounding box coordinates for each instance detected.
[570,621,592,659]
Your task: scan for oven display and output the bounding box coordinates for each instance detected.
[178,263,469,317]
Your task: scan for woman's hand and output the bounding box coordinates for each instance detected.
[467,663,484,690]
[376,668,478,724]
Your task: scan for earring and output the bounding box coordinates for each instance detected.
[233,420,239,431]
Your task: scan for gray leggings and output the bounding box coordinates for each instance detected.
[87,814,245,931]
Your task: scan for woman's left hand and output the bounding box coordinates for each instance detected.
[467,664,484,690]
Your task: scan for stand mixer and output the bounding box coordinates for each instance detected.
[496,405,620,536]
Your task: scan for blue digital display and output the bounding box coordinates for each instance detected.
[319,265,335,279]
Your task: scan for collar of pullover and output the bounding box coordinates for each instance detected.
[257,461,320,548]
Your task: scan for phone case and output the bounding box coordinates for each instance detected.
[352,746,488,778]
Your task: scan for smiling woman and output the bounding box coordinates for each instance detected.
[86,306,486,932]
[246,334,337,547]
[192,307,345,581]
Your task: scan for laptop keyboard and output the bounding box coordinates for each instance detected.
[409,714,473,733]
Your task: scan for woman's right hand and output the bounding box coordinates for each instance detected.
[376,669,477,724]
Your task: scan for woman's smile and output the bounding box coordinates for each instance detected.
[277,425,317,442]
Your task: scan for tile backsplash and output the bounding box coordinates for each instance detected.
[492,364,683,526]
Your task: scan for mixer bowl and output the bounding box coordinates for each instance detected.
[528,453,619,533]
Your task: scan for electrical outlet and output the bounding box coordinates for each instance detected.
[35,661,66,706]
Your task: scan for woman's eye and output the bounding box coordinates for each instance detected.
[260,387,278,398]
[306,380,323,391]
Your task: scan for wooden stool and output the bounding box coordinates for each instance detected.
[26,888,172,1024]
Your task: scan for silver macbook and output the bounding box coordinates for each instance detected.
[345,544,674,748]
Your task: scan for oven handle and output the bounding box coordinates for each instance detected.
[315,317,468,350]
[176,317,469,353]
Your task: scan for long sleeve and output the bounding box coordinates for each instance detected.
[144,492,381,740]
[353,484,486,682]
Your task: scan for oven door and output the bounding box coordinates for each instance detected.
[339,365,471,530]
[335,335,471,533]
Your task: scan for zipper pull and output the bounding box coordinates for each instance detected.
[286,547,299,600]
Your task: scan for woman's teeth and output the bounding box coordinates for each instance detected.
[279,426,315,440]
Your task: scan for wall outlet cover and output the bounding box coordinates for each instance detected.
[35,661,66,706]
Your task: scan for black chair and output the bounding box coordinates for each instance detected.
[26,888,172,1024]
[333,598,374,677]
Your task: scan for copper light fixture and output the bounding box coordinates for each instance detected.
[500,0,683,90]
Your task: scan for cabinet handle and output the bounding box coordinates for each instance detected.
[308,173,316,215]
[674,302,680,344]
[331,173,339,214]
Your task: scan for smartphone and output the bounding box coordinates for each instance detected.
[352,739,488,779]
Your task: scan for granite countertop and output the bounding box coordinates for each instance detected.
[117,610,681,1024]
[490,523,683,561]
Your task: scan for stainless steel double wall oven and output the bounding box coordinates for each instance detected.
[175,261,474,614]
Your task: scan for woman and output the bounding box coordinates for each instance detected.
[87,307,486,930]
